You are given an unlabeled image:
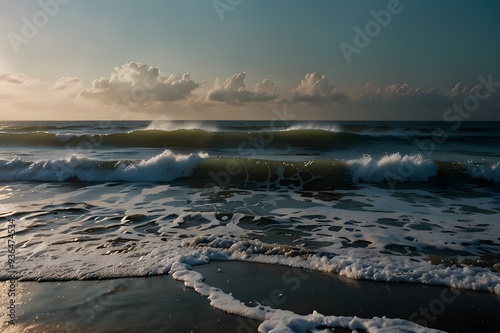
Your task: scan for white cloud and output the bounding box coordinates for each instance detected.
[291,72,347,105]
[208,72,279,104]
[0,73,39,85]
[54,77,83,91]
[1,64,498,121]
[254,79,278,94]
[79,62,200,106]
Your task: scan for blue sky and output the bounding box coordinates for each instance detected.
[1,0,499,120]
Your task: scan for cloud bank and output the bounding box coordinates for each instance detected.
[3,63,499,120]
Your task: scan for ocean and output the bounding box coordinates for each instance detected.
[1,120,499,332]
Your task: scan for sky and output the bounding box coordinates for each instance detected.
[0,0,499,120]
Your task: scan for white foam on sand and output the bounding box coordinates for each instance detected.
[170,251,446,333]
[2,225,497,331]
[2,182,499,331]
[2,183,498,294]
[173,238,498,332]
[180,236,500,294]
[4,230,498,293]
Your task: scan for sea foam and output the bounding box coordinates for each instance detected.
[144,119,218,132]
[283,123,340,132]
[346,153,438,183]
[465,161,500,182]
[0,150,207,182]
[171,252,446,333]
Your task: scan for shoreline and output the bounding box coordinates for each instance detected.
[0,272,258,333]
[1,260,499,332]
[194,261,500,333]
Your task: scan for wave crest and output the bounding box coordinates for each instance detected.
[466,162,500,182]
[144,119,218,132]
[346,153,438,183]
[1,153,498,186]
[0,150,208,182]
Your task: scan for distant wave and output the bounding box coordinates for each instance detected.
[143,119,219,132]
[1,152,498,187]
[283,123,340,132]
[0,123,135,134]
[0,129,377,150]
[2,126,498,151]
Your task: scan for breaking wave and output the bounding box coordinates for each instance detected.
[1,152,498,187]
[0,150,208,182]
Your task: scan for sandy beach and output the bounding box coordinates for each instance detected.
[2,261,499,332]
[195,261,500,333]
[0,272,258,333]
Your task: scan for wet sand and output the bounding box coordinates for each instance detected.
[1,261,499,332]
[0,274,258,333]
[194,261,500,333]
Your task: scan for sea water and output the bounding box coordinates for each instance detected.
[1,120,499,332]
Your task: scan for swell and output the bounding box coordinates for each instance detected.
[0,132,66,146]
[189,157,500,190]
[1,152,498,188]
[2,129,498,150]
[0,130,371,150]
